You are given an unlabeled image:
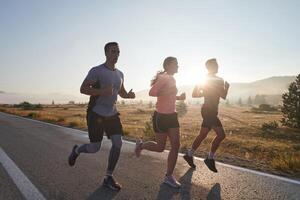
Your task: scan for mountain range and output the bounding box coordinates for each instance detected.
[0,76,296,104]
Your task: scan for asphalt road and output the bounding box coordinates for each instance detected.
[0,112,299,200]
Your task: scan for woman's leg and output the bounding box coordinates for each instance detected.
[141,133,167,152]
[166,128,180,176]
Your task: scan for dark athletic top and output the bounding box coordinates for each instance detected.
[202,74,225,112]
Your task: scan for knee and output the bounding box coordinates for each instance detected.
[157,145,165,152]
[171,143,180,152]
[175,141,181,150]
[218,133,226,141]
[112,137,122,150]
[87,142,101,153]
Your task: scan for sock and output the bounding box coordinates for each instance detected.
[106,171,113,177]
[208,152,215,159]
[76,144,89,154]
[187,149,194,157]
[75,146,80,154]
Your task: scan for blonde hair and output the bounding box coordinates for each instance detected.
[151,56,177,86]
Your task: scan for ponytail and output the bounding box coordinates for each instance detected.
[151,70,165,86]
[151,56,177,86]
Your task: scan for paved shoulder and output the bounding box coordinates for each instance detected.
[0,112,299,200]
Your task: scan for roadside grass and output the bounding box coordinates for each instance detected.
[1,104,299,178]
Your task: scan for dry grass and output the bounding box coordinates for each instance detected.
[1,103,300,178]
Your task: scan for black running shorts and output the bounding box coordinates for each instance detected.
[86,111,123,142]
[152,111,180,133]
[201,106,223,130]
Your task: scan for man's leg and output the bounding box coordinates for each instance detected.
[106,134,123,175]
[103,134,123,191]
[77,142,101,154]
[68,111,103,166]
[190,127,210,154]
[209,126,226,158]
[204,118,225,173]
[183,127,210,168]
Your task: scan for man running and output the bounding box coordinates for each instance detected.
[183,58,229,173]
[68,42,135,190]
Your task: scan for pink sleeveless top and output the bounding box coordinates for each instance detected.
[149,74,177,114]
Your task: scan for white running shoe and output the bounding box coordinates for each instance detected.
[135,139,142,157]
[164,175,181,188]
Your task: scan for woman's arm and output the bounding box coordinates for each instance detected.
[176,93,186,100]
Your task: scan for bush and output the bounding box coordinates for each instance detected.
[56,117,65,122]
[68,121,79,127]
[148,101,153,108]
[261,121,279,134]
[14,102,43,110]
[123,129,130,136]
[143,118,155,140]
[271,153,300,173]
[27,112,40,119]
[176,101,188,117]
[136,108,146,114]
[258,104,277,111]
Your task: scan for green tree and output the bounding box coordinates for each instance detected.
[281,74,300,128]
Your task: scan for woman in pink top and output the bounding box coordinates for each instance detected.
[135,57,186,188]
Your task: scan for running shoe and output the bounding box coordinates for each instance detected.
[103,175,122,191]
[183,154,196,169]
[204,158,218,173]
[164,175,181,188]
[68,145,79,166]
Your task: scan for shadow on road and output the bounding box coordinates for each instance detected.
[207,183,221,200]
[156,168,222,200]
[178,168,196,200]
[156,168,196,200]
[86,185,119,200]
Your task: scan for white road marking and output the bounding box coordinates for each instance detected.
[0,147,46,200]
[1,111,300,185]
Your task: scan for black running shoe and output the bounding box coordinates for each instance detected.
[183,154,196,169]
[68,145,79,166]
[103,176,122,191]
[204,158,218,173]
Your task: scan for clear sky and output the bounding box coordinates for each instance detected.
[0,0,299,97]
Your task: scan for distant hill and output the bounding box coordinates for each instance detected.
[0,92,89,104]
[0,76,296,105]
[135,76,296,104]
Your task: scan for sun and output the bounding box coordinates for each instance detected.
[176,67,206,86]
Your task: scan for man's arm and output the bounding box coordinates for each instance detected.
[220,81,230,99]
[192,85,204,98]
[119,82,135,99]
[80,79,113,96]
